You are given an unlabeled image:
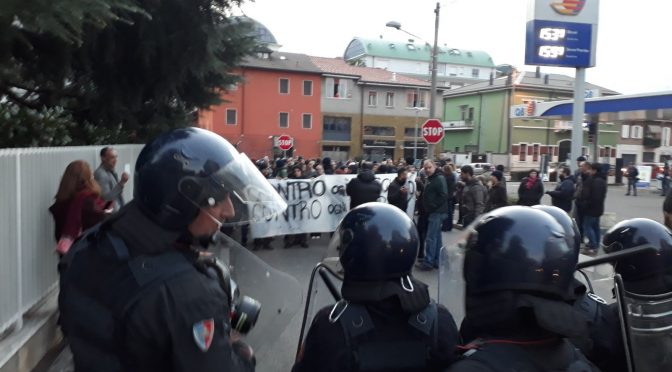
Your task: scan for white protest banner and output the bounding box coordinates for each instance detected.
[249,173,417,238]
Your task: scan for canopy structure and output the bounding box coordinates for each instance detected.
[511,91,672,121]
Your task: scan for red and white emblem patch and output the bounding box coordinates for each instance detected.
[193,318,215,352]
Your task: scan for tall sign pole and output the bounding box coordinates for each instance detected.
[525,0,599,173]
[427,2,440,158]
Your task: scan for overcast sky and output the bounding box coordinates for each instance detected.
[235,0,672,95]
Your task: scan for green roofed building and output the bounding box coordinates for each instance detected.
[440,69,620,175]
[344,37,496,89]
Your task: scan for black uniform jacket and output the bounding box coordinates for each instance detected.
[346,170,382,209]
[61,201,254,372]
[293,297,460,372]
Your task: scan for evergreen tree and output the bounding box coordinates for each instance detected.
[0,0,255,147]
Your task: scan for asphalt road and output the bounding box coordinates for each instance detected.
[44,182,666,372]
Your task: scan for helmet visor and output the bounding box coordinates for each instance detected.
[211,152,287,226]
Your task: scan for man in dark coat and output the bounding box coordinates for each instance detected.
[546,167,575,213]
[625,162,639,196]
[387,168,409,212]
[577,162,607,254]
[460,165,487,226]
[484,170,508,212]
[416,160,448,271]
[346,161,382,209]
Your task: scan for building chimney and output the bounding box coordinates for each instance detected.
[391,72,397,81]
[535,66,541,78]
[544,74,549,85]
[489,73,494,86]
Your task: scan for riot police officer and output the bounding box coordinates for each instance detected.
[448,206,599,372]
[59,128,287,371]
[292,202,460,372]
[601,218,672,372]
[532,205,625,372]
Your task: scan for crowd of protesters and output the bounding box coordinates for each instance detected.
[49,147,612,259]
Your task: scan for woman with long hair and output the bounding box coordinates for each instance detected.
[50,160,110,255]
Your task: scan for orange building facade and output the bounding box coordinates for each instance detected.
[199,52,323,160]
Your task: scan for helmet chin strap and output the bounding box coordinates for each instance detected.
[203,208,224,230]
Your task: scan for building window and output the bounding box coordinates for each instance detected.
[406,90,427,108]
[460,105,469,120]
[520,143,527,161]
[385,92,394,107]
[368,91,377,106]
[621,124,630,138]
[323,116,352,141]
[663,127,671,147]
[468,107,474,121]
[279,112,289,128]
[225,109,237,125]
[631,125,643,139]
[471,68,479,78]
[279,78,290,94]
[363,126,395,136]
[326,77,351,99]
[302,113,312,129]
[303,80,313,96]
[404,127,421,137]
[533,144,539,162]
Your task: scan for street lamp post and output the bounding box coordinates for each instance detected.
[387,2,441,158]
[413,106,428,161]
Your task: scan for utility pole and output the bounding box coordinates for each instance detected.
[427,2,440,158]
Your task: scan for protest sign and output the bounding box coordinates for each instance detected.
[249,173,416,238]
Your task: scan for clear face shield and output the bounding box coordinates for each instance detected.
[438,228,471,326]
[183,152,287,228]
[615,274,672,372]
[209,232,302,359]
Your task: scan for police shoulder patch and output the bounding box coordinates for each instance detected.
[193,318,215,352]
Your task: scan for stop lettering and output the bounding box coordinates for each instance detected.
[421,119,444,144]
[277,134,293,151]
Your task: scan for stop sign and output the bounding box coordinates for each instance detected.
[277,134,294,151]
[421,119,444,144]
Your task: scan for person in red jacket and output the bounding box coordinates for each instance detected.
[49,160,111,255]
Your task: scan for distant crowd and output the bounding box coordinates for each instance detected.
[48,148,617,258]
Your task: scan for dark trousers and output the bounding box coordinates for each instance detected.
[442,201,455,231]
[416,214,428,259]
[626,179,637,196]
[574,202,584,240]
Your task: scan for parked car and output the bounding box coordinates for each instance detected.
[458,162,493,176]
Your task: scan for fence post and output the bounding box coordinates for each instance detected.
[14,153,23,330]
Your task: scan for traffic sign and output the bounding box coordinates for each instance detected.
[421,119,444,144]
[277,134,294,151]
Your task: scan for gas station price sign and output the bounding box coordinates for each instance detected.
[525,19,595,67]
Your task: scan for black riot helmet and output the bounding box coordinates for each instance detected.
[330,202,419,281]
[602,218,672,294]
[463,206,577,300]
[532,205,581,254]
[134,128,286,230]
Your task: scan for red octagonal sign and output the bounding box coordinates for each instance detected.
[277,134,294,151]
[422,119,444,144]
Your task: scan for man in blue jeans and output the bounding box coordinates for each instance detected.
[416,160,448,270]
[577,162,607,255]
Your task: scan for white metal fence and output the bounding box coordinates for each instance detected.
[0,144,144,336]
